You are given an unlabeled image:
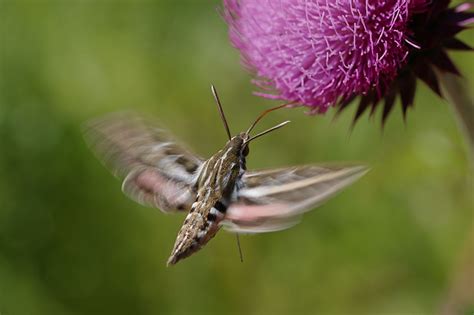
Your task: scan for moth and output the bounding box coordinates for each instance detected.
[83,86,369,266]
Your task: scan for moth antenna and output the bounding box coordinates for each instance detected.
[211,84,232,141]
[245,120,291,144]
[236,233,244,263]
[246,102,293,135]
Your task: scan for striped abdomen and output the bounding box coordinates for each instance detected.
[166,200,227,265]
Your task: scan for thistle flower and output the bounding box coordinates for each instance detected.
[224,0,473,124]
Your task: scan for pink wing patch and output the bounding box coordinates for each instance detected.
[123,168,194,212]
[223,202,301,233]
[226,203,290,222]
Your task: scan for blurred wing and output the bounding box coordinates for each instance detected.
[222,165,369,233]
[83,112,204,212]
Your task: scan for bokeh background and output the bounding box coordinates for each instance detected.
[1,1,473,315]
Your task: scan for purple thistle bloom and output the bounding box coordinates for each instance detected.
[224,0,473,123]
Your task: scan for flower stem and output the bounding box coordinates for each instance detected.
[436,69,474,314]
[436,70,474,158]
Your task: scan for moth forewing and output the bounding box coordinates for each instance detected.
[83,112,203,213]
[222,164,369,233]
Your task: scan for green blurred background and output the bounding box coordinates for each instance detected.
[0,1,473,314]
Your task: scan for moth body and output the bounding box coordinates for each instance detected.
[167,134,248,265]
[84,87,369,266]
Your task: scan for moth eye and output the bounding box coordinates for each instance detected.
[242,146,249,157]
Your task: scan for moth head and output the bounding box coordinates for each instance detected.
[226,133,250,158]
[238,132,250,157]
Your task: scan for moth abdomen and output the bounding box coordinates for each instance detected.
[167,205,223,266]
